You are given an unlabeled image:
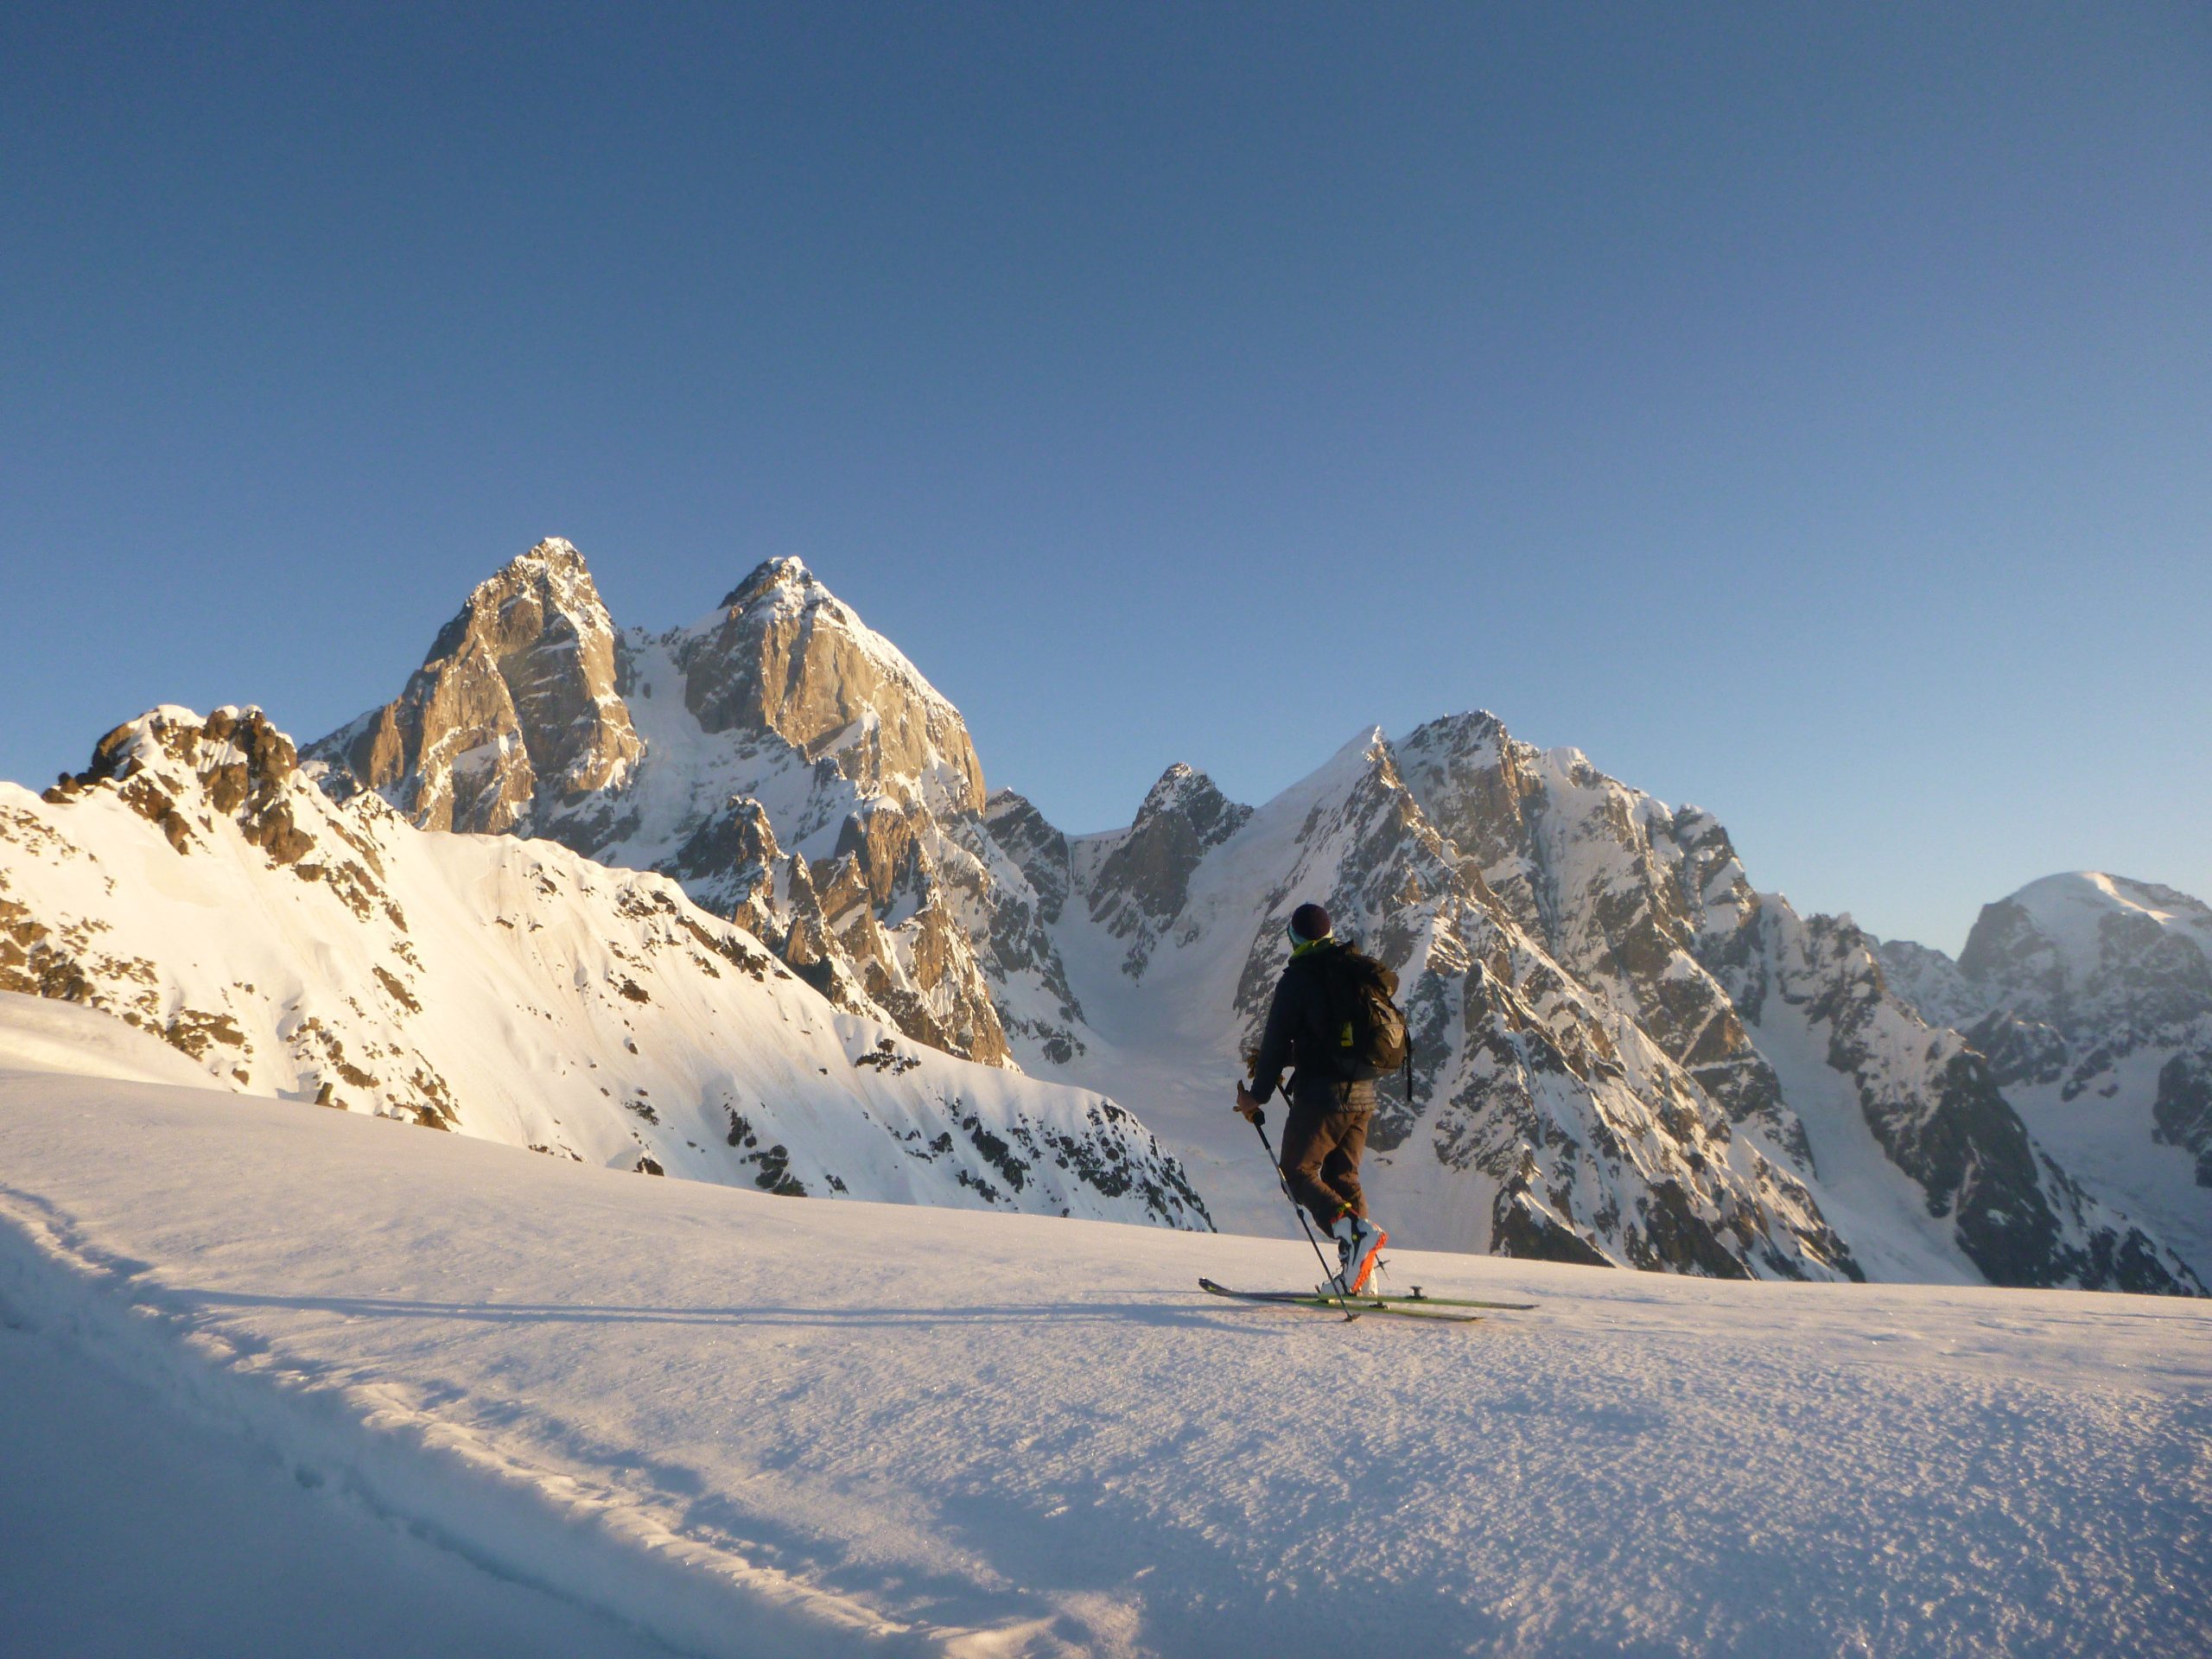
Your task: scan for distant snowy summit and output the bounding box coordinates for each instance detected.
[1878,872,2212,1254]
[280,537,2205,1294]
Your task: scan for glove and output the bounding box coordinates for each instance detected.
[1234,1082,1264,1124]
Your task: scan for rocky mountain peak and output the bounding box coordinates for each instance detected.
[1958,872,2212,1034]
[1878,871,2212,1241]
[1130,764,1249,848]
[1396,713,1544,918]
[1405,708,1513,758]
[44,704,314,863]
[1085,766,1254,965]
[982,790,1072,927]
[59,703,264,789]
[308,537,642,835]
[718,555,813,611]
[307,545,1070,1076]
[672,560,984,816]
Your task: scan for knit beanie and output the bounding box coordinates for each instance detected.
[1288,902,1333,944]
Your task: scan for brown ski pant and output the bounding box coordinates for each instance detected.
[1279,1094,1370,1232]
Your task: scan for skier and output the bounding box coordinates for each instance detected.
[1235,902,1395,1294]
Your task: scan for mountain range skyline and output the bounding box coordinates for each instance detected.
[16,535,2197,1293]
[7,8,2207,958]
[6,531,2201,960]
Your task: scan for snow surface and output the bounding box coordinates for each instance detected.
[1742,991,1981,1286]
[4,999,2207,1657]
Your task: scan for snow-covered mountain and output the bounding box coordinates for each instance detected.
[287,537,2199,1295]
[312,543,1082,1072]
[1878,873,2212,1274]
[1019,716,2196,1293]
[1006,733,1858,1282]
[2,704,1208,1228]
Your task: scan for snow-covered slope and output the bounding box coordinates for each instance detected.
[1,706,1206,1228]
[2,1015,2205,1658]
[1879,872,2212,1278]
[0,1275,669,1659]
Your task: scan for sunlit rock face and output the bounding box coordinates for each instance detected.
[311,538,642,835]
[1395,713,1796,1159]
[674,558,986,815]
[311,545,1071,1072]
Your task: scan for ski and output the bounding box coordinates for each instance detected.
[1198,1277,1485,1322]
[1199,1277,1534,1312]
[1331,1287,1535,1312]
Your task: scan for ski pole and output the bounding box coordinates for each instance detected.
[1246,1107,1357,1320]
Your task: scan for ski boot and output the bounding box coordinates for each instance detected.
[1335,1215,1389,1296]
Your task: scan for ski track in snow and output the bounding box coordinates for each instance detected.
[3,1033,2209,1657]
[0,1315,678,1659]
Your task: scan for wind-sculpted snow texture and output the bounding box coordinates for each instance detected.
[3,1039,2207,1658]
[0,707,1208,1228]
[1878,874,2212,1280]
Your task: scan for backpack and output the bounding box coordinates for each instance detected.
[1311,943,1409,1081]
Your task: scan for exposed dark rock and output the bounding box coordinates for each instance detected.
[2155,1052,2212,1187]
[1492,1191,1613,1268]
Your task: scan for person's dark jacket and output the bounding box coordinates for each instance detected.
[1247,939,1382,1112]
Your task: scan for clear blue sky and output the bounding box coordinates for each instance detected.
[3,3,2206,953]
